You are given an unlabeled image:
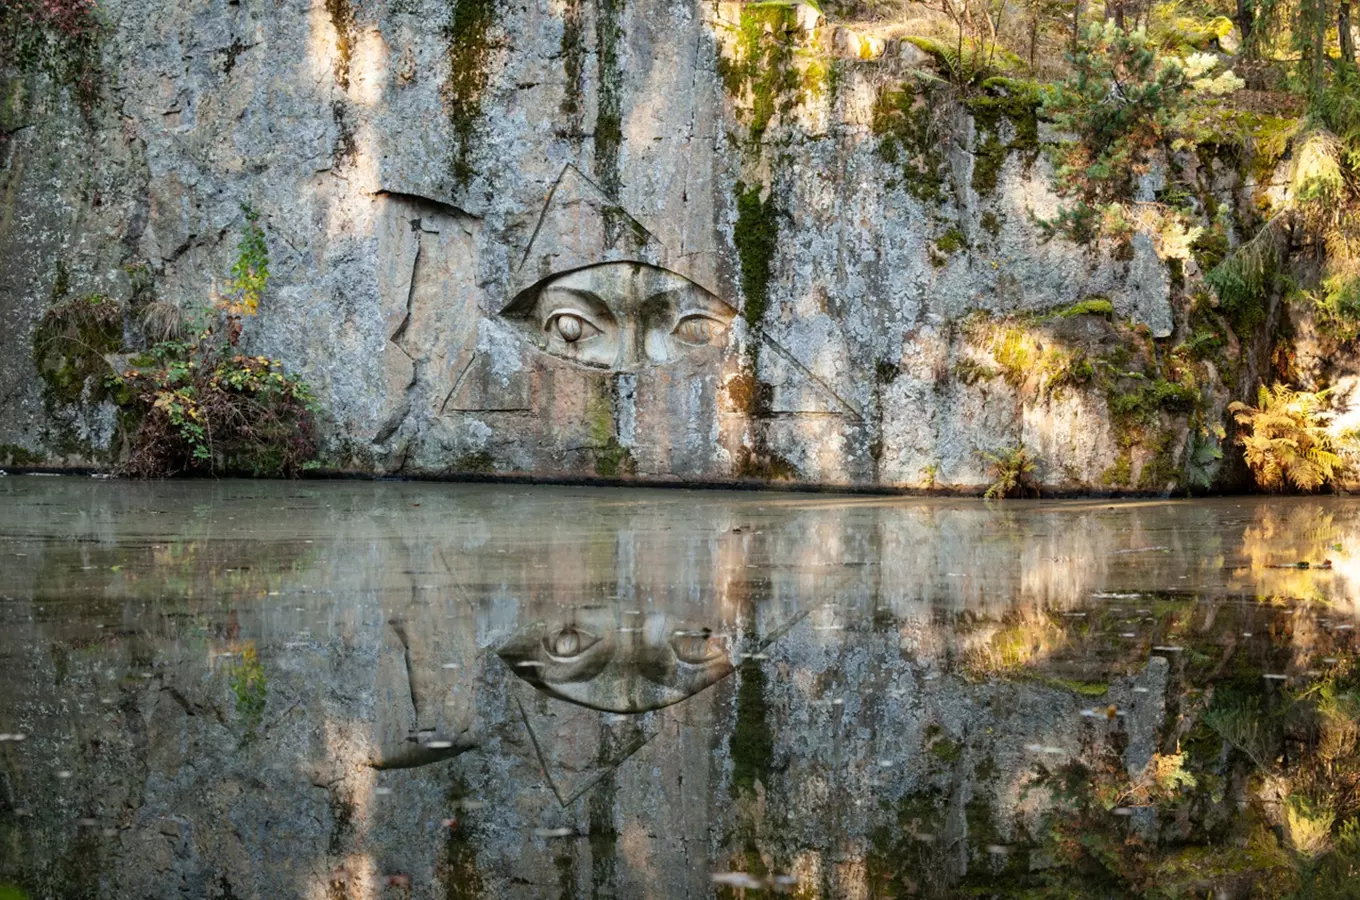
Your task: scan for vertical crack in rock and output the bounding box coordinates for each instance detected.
[593,0,625,242]
[388,618,422,727]
[390,227,422,349]
[559,0,586,139]
[324,0,356,90]
[443,0,500,188]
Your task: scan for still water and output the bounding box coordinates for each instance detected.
[1,477,1358,898]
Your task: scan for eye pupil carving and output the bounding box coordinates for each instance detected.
[556,315,584,342]
[541,625,595,660]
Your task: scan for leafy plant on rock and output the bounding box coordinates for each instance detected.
[981,444,1040,498]
[1228,383,1345,491]
[1039,23,1242,240]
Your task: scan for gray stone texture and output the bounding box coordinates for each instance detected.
[0,0,1210,489]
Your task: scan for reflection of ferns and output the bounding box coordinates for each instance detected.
[1203,690,1274,770]
[1287,795,1336,858]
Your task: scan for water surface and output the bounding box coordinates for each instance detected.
[1,478,1358,898]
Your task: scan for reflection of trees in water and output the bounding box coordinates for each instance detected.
[1234,503,1360,603]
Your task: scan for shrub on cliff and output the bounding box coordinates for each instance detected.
[118,343,317,478]
[115,209,318,477]
[1228,383,1345,492]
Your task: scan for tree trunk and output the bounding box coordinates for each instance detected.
[1072,0,1083,52]
[1029,12,1039,70]
[1342,0,1356,66]
[1236,0,1256,60]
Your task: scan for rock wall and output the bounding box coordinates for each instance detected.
[0,0,1276,489]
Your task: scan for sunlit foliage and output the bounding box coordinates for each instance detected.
[1229,383,1346,492]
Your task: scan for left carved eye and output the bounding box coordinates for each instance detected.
[672,315,726,347]
[546,311,602,344]
[544,626,598,659]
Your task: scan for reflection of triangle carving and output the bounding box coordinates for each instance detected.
[514,165,666,296]
[513,682,668,807]
[757,334,865,421]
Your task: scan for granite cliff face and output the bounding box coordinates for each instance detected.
[0,0,1287,489]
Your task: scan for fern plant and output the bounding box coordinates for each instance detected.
[981,445,1040,498]
[1228,383,1346,491]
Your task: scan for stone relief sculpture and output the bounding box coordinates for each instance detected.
[495,611,734,712]
[499,262,736,371]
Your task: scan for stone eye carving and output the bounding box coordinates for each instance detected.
[501,262,736,372]
[497,612,735,713]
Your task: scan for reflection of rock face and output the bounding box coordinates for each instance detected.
[6,482,1360,898]
[500,262,736,372]
[495,611,734,712]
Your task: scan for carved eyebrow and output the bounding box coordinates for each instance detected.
[643,286,733,321]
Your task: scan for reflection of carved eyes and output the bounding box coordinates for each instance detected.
[544,626,598,659]
[671,628,725,664]
[672,314,727,347]
[546,311,603,344]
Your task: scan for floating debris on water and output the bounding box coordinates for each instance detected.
[711,872,798,891]
[534,827,573,838]
[711,873,763,889]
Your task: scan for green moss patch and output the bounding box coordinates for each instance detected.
[966,77,1041,196]
[872,79,950,204]
[715,4,799,144]
[733,182,780,349]
[442,0,499,187]
[32,293,125,410]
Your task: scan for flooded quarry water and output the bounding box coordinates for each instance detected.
[2,477,1359,899]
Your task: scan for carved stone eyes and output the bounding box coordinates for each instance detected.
[671,628,724,664]
[555,314,584,342]
[545,626,596,658]
[548,312,600,344]
[673,315,724,347]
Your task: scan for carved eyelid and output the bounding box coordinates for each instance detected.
[673,309,728,326]
[544,306,608,334]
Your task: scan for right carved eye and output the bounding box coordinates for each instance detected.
[672,314,727,347]
[671,628,725,664]
[544,626,597,659]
